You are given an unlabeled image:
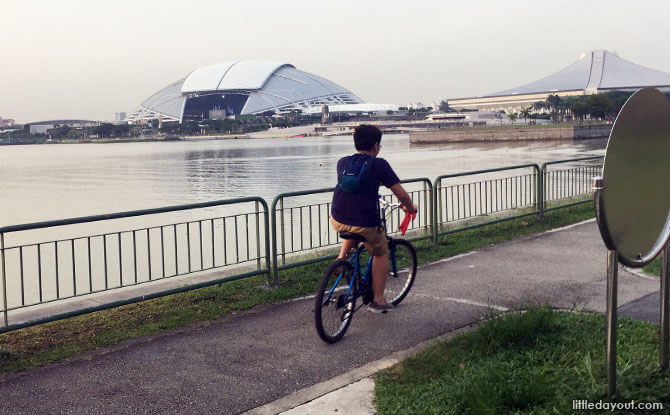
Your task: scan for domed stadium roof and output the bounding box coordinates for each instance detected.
[128,60,363,122]
[488,50,670,96]
[449,50,670,111]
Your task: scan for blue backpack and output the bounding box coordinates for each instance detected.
[337,154,374,193]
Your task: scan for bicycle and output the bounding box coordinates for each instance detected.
[315,198,418,343]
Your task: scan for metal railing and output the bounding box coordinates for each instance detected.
[270,178,433,283]
[270,186,337,284]
[0,197,271,333]
[0,156,603,333]
[540,156,604,215]
[433,164,541,242]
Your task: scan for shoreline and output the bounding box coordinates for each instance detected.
[409,123,612,143]
[0,123,613,146]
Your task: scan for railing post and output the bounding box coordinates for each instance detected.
[279,198,286,267]
[427,180,435,246]
[255,201,261,270]
[423,181,428,232]
[260,200,272,287]
[438,181,443,227]
[537,164,544,219]
[0,233,7,327]
[432,178,439,246]
[270,198,278,285]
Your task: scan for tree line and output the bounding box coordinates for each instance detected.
[0,123,133,140]
[507,91,635,124]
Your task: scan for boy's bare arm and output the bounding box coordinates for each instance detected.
[389,183,418,212]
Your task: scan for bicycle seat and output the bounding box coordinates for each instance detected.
[339,232,366,242]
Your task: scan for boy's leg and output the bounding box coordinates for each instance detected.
[372,254,389,305]
[338,239,356,259]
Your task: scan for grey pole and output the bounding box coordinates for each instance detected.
[606,249,618,398]
[0,233,7,327]
[661,242,670,371]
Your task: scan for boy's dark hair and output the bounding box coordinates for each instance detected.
[353,124,382,151]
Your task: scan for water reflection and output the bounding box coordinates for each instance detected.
[0,135,606,226]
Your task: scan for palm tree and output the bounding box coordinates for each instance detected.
[545,94,561,122]
[532,101,545,112]
[519,107,532,124]
[508,112,518,123]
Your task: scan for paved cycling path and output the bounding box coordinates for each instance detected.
[0,219,661,414]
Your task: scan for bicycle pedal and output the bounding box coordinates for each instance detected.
[336,294,347,309]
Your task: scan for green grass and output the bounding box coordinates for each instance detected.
[0,203,595,375]
[644,257,662,276]
[375,308,669,414]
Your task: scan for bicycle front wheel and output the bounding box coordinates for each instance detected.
[385,239,417,305]
[315,259,355,343]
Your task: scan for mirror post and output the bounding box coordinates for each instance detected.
[661,242,670,371]
[606,249,618,398]
[594,177,619,396]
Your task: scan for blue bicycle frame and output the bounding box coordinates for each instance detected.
[324,196,403,309]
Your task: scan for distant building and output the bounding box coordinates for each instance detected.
[427,111,508,125]
[448,50,670,112]
[0,117,15,127]
[431,98,446,112]
[302,103,398,116]
[321,104,330,124]
[408,102,425,110]
[114,112,127,122]
[28,120,100,135]
[127,60,367,123]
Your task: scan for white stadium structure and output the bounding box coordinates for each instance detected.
[127,60,385,123]
[448,50,670,112]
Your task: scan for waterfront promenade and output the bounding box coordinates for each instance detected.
[0,219,661,414]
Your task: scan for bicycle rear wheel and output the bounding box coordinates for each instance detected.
[315,259,355,343]
[385,239,417,305]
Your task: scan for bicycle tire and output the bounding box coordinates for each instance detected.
[385,239,417,305]
[315,259,355,343]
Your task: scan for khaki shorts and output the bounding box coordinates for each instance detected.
[330,217,388,256]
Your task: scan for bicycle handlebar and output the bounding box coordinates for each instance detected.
[378,198,402,209]
[378,196,417,235]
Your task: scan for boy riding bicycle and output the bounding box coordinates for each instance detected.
[330,125,417,313]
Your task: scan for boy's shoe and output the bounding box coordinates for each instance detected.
[368,301,394,314]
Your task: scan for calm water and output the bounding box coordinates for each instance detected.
[0,134,607,311]
[0,134,606,227]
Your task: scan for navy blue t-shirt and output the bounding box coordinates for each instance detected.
[331,155,400,227]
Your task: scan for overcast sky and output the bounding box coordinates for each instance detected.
[2,0,669,123]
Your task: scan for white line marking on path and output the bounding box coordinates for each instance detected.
[419,251,477,268]
[541,217,595,235]
[412,293,509,311]
[289,294,317,302]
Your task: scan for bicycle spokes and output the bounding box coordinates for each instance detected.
[315,259,355,343]
[384,239,417,305]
